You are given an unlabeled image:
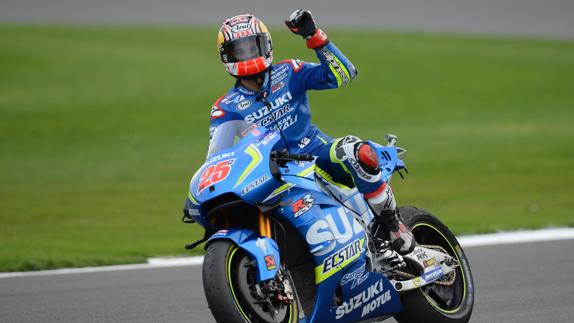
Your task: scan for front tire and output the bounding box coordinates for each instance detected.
[395,206,474,323]
[202,240,298,323]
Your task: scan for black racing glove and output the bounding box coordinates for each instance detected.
[285,10,329,49]
[285,9,317,38]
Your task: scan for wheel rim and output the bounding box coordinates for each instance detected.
[225,245,292,322]
[412,222,468,314]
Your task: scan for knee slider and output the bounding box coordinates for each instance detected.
[337,135,361,146]
[334,135,361,160]
[356,142,380,175]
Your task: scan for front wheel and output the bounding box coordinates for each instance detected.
[202,240,298,323]
[395,206,474,323]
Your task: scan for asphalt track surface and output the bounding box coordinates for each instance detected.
[2,239,574,323]
[2,0,574,38]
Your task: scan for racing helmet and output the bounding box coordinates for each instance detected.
[217,14,273,77]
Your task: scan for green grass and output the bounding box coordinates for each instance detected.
[1,25,573,271]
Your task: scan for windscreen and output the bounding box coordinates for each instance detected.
[206,120,253,159]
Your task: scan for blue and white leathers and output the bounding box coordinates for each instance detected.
[208,42,358,155]
[186,124,405,322]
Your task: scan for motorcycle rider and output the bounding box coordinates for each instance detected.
[207,10,415,254]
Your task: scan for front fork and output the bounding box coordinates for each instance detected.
[259,211,272,238]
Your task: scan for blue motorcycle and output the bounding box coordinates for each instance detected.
[183,121,474,323]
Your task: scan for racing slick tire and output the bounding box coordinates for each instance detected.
[395,206,474,323]
[202,240,298,323]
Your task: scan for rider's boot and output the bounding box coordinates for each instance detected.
[376,208,416,255]
[365,183,416,255]
[330,136,416,255]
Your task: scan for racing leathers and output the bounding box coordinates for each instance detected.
[208,40,415,254]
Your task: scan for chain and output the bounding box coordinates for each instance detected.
[392,244,457,286]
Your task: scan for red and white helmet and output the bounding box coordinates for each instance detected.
[217,14,273,77]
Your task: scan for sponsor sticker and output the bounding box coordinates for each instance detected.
[236,99,251,110]
[291,194,314,218]
[306,207,365,256]
[255,238,268,254]
[271,65,289,81]
[264,255,276,270]
[422,266,444,283]
[413,267,444,287]
[257,132,278,146]
[322,239,363,274]
[244,92,293,123]
[207,152,235,165]
[243,91,298,131]
[341,265,369,289]
[414,249,429,261]
[240,174,269,195]
[423,258,436,268]
[298,137,311,149]
[359,289,392,319]
[221,93,243,105]
[231,23,251,33]
[271,81,285,93]
[240,124,260,138]
[214,229,229,236]
[335,279,392,319]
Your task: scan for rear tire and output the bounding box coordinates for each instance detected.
[395,206,474,323]
[202,240,298,323]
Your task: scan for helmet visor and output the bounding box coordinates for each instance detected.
[220,34,271,63]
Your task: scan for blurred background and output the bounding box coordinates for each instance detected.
[1,0,573,272]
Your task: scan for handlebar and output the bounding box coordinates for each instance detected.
[384,133,398,147]
[270,149,315,163]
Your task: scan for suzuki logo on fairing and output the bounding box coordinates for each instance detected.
[305,207,364,256]
[335,279,392,320]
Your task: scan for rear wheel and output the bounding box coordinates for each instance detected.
[202,240,298,323]
[395,206,474,323]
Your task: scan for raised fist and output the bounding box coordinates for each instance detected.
[285,9,317,38]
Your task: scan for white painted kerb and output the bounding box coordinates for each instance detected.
[1,227,573,279]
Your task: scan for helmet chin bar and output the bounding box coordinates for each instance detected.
[234,69,269,83]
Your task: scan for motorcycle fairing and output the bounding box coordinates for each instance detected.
[371,141,406,182]
[206,228,281,282]
[189,125,410,322]
[273,162,404,322]
[262,160,319,203]
[331,261,403,321]
[314,173,375,226]
[271,185,392,321]
[188,128,282,225]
